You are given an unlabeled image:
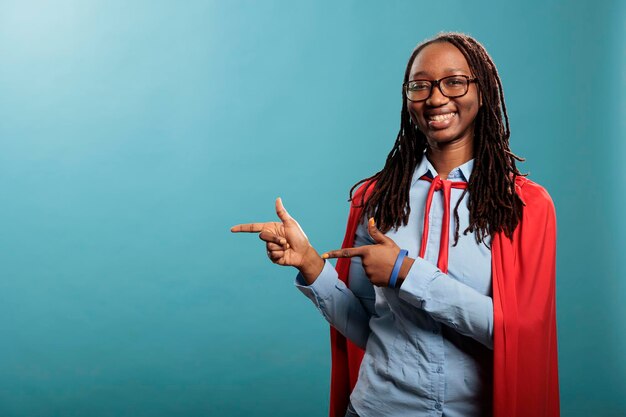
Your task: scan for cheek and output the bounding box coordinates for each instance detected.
[407,103,423,123]
[471,102,481,121]
[465,103,479,121]
[459,98,480,122]
[408,110,427,133]
[467,91,481,113]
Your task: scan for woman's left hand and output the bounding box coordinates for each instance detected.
[322,218,402,287]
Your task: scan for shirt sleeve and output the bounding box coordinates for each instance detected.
[295,261,372,349]
[398,257,494,349]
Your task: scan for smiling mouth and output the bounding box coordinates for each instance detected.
[427,112,457,122]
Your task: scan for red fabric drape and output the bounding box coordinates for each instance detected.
[329,177,559,417]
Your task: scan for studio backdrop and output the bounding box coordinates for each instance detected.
[0,1,624,416]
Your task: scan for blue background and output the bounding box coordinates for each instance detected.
[0,1,624,416]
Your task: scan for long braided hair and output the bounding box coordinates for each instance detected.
[350,32,525,243]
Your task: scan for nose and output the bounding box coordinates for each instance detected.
[426,83,448,107]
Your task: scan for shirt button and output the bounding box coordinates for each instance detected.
[435,402,442,411]
[436,366,443,373]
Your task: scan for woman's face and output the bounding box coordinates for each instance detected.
[407,41,481,148]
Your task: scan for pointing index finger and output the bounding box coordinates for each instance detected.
[230,223,267,233]
[322,247,365,259]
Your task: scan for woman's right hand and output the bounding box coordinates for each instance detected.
[230,198,324,283]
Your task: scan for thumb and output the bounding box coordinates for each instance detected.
[368,218,389,244]
[275,197,293,224]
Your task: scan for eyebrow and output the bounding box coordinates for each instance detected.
[410,68,470,79]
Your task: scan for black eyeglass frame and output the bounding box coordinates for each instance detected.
[403,75,479,102]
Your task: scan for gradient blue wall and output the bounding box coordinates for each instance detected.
[0,1,623,416]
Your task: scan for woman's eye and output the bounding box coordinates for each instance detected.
[410,82,430,91]
[444,77,466,87]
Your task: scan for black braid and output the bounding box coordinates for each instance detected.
[349,32,525,243]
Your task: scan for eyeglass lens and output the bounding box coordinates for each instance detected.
[406,76,470,101]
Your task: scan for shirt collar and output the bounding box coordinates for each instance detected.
[412,155,474,184]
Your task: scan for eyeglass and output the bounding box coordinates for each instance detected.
[404,75,478,102]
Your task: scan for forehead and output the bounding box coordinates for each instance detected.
[409,41,471,79]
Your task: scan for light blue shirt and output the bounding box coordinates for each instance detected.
[296,157,493,417]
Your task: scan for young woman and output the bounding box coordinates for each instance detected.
[232,32,559,417]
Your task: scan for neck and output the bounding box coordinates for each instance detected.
[426,137,474,179]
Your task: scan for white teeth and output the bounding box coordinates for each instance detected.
[428,112,456,122]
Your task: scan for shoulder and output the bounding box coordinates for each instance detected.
[515,176,556,220]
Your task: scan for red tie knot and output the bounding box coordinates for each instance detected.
[419,175,468,191]
[432,176,444,190]
[420,175,445,190]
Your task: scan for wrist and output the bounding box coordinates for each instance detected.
[388,249,409,288]
[396,256,415,288]
[298,245,324,284]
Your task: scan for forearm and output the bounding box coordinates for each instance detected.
[295,261,371,349]
[398,257,493,349]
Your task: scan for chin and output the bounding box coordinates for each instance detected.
[425,132,463,146]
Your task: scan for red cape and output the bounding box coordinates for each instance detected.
[329,176,559,417]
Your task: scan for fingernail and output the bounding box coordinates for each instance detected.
[369,218,375,226]
[322,253,329,259]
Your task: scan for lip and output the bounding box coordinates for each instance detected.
[425,108,457,117]
[425,111,457,129]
